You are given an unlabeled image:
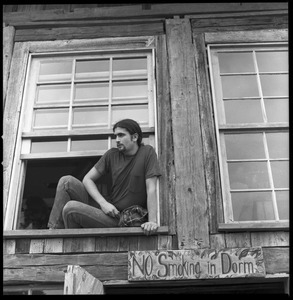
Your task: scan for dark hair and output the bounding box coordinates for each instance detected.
[113,119,143,146]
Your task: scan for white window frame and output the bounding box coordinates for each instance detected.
[206,31,289,230]
[4,36,162,232]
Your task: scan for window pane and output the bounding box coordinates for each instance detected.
[218,52,254,73]
[112,105,149,126]
[224,99,263,123]
[31,140,67,153]
[256,51,288,72]
[74,83,109,102]
[266,132,289,158]
[221,75,259,98]
[112,81,148,99]
[271,161,289,188]
[38,61,72,82]
[112,57,147,79]
[36,84,71,104]
[260,74,288,97]
[75,59,109,80]
[72,107,108,127]
[231,191,275,221]
[264,98,289,123]
[228,162,270,189]
[225,133,265,160]
[276,191,289,220]
[33,109,68,129]
[71,138,108,151]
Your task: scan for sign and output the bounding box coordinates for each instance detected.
[128,247,265,281]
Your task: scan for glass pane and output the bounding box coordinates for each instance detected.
[260,74,288,97]
[112,81,148,99]
[112,57,147,79]
[225,133,265,160]
[33,109,68,129]
[71,138,108,151]
[231,191,275,221]
[112,105,149,126]
[224,99,263,123]
[266,132,289,158]
[264,98,289,123]
[72,107,108,127]
[36,84,71,104]
[228,162,270,189]
[221,75,259,98]
[74,83,109,102]
[218,52,254,73]
[256,51,288,72]
[38,61,72,82]
[271,161,289,188]
[75,59,109,80]
[276,191,289,220]
[31,140,67,153]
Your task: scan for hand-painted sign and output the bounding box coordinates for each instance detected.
[128,247,265,281]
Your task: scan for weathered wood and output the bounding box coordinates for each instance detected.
[166,18,209,249]
[3,226,169,238]
[3,3,288,26]
[158,235,173,250]
[15,239,30,254]
[3,42,30,227]
[191,15,288,32]
[128,248,265,281]
[218,222,289,231]
[64,265,104,294]
[14,22,164,42]
[193,32,224,233]
[205,29,288,43]
[63,237,96,253]
[3,239,16,255]
[3,25,15,109]
[155,35,176,234]
[262,247,289,274]
[137,236,158,250]
[251,232,289,247]
[209,234,226,249]
[29,239,45,253]
[225,233,251,248]
[44,238,63,253]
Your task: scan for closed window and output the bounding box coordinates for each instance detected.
[208,44,288,223]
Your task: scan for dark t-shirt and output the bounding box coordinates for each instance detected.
[94,144,161,211]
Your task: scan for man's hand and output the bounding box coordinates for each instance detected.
[100,202,120,218]
[141,221,158,236]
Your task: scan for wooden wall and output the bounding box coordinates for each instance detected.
[3,3,289,287]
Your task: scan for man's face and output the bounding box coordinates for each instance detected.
[114,127,138,154]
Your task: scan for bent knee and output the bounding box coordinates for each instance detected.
[58,175,75,186]
[62,200,80,216]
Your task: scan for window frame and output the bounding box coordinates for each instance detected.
[4,36,164,234]
[206,31,289,231]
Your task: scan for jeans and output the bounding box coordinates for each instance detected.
[47,175,119,229]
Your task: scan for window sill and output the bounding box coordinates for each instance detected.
[218,221,289,232]
[3,226,169,239]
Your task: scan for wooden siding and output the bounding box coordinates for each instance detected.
[3,3,289,288]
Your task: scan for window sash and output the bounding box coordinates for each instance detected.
[208,43,289,224]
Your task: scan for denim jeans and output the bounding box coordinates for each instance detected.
[47,175,119,229]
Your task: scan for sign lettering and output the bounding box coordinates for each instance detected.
[128,247,265,281]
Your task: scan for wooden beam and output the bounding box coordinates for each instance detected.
[64,265,104,294]
[218,222,289,231]
[3,226,169,239]
[166,19,209,249]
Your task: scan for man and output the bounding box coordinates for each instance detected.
[47,119,161,235]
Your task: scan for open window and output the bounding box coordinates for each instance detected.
[208,42,288,227]
[5,41,158,231]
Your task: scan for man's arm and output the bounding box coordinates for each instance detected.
[83,167,120,218]
[141,176,159,235]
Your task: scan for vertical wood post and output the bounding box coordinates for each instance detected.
[64,265,104,294]
[165,18,209,249]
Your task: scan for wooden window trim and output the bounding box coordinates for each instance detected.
[206,29,288,231]
[3,226,169,239]
[4,36,159,231]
